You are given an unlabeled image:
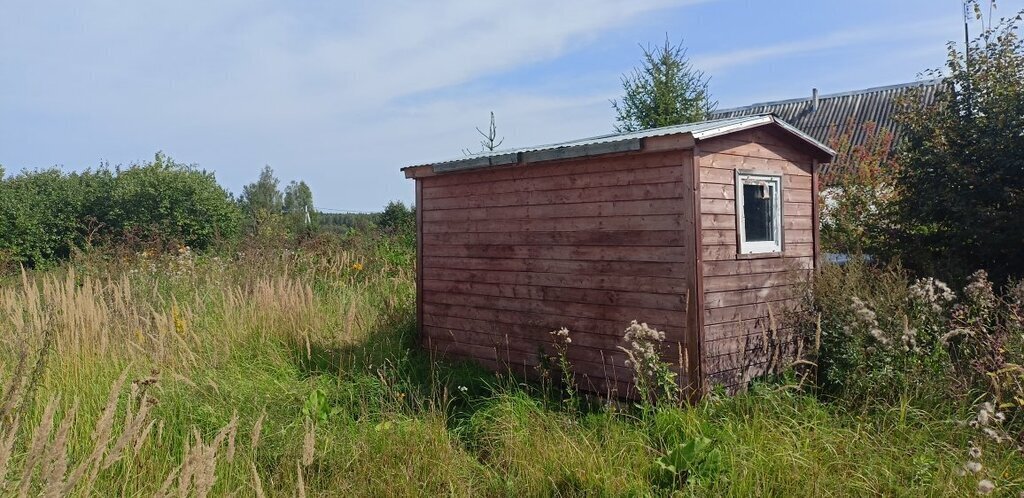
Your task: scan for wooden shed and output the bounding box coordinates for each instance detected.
[402,115,835,397]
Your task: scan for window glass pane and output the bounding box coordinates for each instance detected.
[743,182,774,242]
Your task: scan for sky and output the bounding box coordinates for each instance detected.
[1,0,1020,212]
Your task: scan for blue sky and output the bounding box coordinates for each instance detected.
[1,0,1019,211]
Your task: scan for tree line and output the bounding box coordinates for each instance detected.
[0,154,416,267]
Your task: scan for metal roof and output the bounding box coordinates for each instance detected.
[407,114,834,174]
[710,80,942,147]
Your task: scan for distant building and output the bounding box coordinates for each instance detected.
[710,80,942,147]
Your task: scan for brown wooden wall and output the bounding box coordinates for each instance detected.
[696,127,817,390]
[418,150,696,397]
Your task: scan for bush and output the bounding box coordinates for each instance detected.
[894,13,1024,281]
[107,153,242,250]
[0,153,241,266]
[803,261,953,405]
[802,262,1024,437]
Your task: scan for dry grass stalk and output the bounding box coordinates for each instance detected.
[0,349,28,422]
[302,419,315,467]
[16,395,60,497]
[61,368,129,495]
[250,409,266,452]
[226,411,239,463]
[249,461,265,498]
[171,417,237,498]
[296,460,307,498]
[0,417,18,493]
[40,399,78,498]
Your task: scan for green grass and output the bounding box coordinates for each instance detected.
[0,247,1021,496]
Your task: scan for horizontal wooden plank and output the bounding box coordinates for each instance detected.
[701,229,813,245]
[703,243,813,261]
[703,270,810,293]
[703,257,814,277]
[701,214,819,231]
[704,284,800,309]
[421,268,688,294]
[423,163,687,200]
[699,182,812,203]
[700,167,812,189]
[704,317,775,342]
[423,256,688,278]
[698,136,814,165]
[421,230,686,247]
[421,244,687,263]
[423,324,686,372]
[422,279,687,311]
[422,198,686,222]
[704,298,802,325]
[424,182,686,211]
[423,325,631,367]
[423,342,657,399]
[422,302,685,339]
[700,198,812,217]
[424,291,685,326]
[424,313,687,353]
[703,330,798,358]
[421,149,687,190]
[423,214,686,234]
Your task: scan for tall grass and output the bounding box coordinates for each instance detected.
[0,244,1021,496]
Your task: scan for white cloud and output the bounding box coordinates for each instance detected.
[692,16,957,73]
[0,0,705,209]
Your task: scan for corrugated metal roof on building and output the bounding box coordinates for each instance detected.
[408,114,834,174]
[709,80,942,147]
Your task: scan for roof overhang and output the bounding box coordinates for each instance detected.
[403,114,835,179]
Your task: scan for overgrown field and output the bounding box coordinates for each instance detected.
[0,242,1021,496]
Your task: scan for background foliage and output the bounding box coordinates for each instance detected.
[893,15,1024,282]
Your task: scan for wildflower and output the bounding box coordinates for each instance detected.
[910,277,956,312]
[351,262,364,271]
[457,385,468,393]
[550,327,571,344]
[964,270,997,310]
[970,446,982,460]
[618,320,677,403]
[977,479,995,495]
[964,460,983,474]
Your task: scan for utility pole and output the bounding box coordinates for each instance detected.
[304,204,311,225]
[964,1,971,71]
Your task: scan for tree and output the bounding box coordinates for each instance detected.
[820,119,898,256]
[240,166,284,217]
[283,180,315,232]
[463,111,505,155]
[611,37,715,133]
[894,11,1024,281]
[377,201,415,234]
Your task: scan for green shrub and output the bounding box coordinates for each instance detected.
[803,261,954,405]
[0,153,241,266]
[107,153,242,249]
[804,261,1024,434]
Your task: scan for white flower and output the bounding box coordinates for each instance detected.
[977,479,995,495]
[964,461,983,474]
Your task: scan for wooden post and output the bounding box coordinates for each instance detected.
[685,146,706,402]
[415,179,424,341]
[811,159,821,269]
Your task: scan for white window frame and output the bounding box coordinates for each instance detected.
[735,172,783,255]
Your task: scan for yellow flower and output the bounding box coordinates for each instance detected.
[352,262,364,271]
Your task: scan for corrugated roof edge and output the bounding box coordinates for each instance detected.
[712,79,944,116]
[402,114,835,174]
